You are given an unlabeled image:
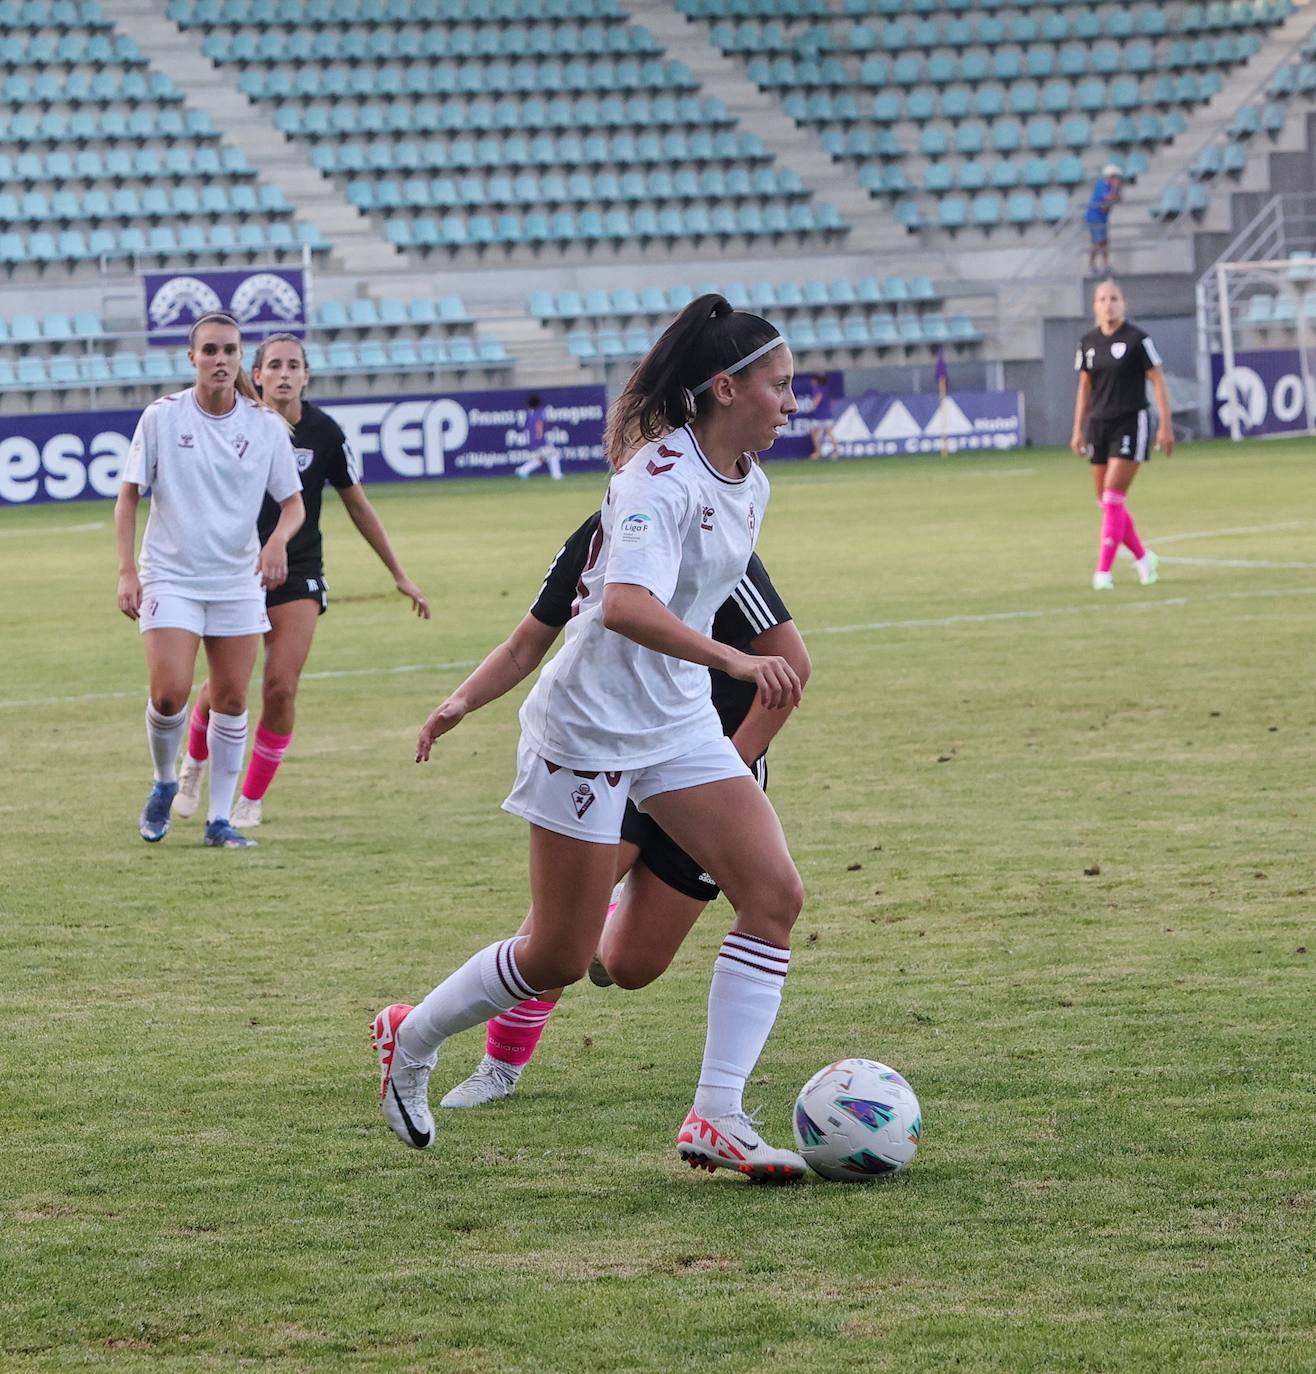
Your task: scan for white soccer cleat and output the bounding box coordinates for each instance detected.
[1092,571,1114,591]
[439,1054,523,1108]
[231,794,262,828]
[676,1108,806,1183]
[371,1003,435,1149]
[172,754,206,819]
[1136,550,1160,585]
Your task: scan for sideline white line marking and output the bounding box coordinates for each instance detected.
[1160,555,1316,570]
[807,583,1316,637]
[0,520,106,537]
[1155,520,1313,546]
[8,586,1316,711]
[0,657,481,711]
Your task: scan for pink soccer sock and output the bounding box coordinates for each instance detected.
[240,723,292,802]
[1097,490,1127,574]
[1121,506,1146,560]
[187,704,210,762]
[486,998,558,1067]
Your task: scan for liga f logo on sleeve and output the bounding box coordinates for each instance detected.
[620,512,652,545]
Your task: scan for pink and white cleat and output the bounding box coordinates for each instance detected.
[370,1003,435,1149]
[676,1107,806,1183]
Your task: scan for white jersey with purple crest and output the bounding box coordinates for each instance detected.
[123,388,301,601]
[518,425,770,770]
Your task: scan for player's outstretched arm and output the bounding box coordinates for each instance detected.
[1147,367,1176,456]
[338,485,431,618]
[602,583,801,711]
[114,482,143,620]
[416,613,560,761]
[729,621,812,765]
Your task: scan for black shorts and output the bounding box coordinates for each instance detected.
[267,572,329,614]
[1087,410,1150,465]
[619,754,768,902]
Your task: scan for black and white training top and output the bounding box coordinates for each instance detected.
[529,510,792,767]
[1075,321,1163,421]
[255,402,361,578]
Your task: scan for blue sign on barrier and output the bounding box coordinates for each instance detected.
[829,389,1025,454]
[1209,348,1316,437]
[0,384,608,507]
[143,267,307,345]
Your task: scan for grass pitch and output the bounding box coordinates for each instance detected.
[2,440,1314,1372]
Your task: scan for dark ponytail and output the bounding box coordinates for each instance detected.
[604,294,781,467]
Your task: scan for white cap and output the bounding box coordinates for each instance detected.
[1102,162,1123,177]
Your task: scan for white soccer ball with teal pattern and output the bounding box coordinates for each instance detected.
[793,1058,922,1181]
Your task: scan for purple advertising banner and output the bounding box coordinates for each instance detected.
[830,389,1024,454]
[1209,348,1315,437]
[143,267,307,345]
[0,384,607,507]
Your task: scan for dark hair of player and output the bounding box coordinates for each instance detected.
[527,393,542,409]
[253,332,308,372]
[603,294,781,466]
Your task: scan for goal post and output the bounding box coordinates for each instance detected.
[1202,258,1316,441]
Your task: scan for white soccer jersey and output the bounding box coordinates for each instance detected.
[123,388,301,601]
[519,425,770,770]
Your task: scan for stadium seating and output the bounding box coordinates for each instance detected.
[173,0,848,257]
[0,0,330,271]
[532,274,980,367]
[681,0,1298,236]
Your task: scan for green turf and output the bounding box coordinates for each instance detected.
[3,440,1314,1372]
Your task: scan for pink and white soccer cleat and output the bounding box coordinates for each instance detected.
[676,1107,806,1183]
[371,1003,434,1150]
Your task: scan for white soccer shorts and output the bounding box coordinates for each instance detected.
[138,589,270,638]
[502,732,750,845]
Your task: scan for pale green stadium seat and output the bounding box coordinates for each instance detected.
[1005,190,1037,225]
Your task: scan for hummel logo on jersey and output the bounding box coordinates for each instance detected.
[571,782,595,819]
[748,501,757,534]
[700,505,715,531]
[647,457,676,476]
[657,444,681,458]
[178,433,194,448]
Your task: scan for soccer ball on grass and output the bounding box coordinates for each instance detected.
[793,1058,922,1181]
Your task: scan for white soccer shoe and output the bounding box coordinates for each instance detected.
[172,754,206,819]
[1092,571,1114,591]
[439,1054,523,1108]
[676,1108,806,1183]
[371,1003,435,1149]
[1136,550,1160,585]
[231,795,262,828]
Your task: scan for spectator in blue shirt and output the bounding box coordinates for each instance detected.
[1085,163,1123,274]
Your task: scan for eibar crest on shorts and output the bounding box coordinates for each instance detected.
[571,782,595,819]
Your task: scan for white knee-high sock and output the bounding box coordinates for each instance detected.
[206,709,248,823]
[145,701,188,783]
[693,931,791,1121]
[397,938,542,1066]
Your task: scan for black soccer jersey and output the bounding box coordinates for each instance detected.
[256,402,360,576]
[529,512,792,742]
[1075,321,1163,421]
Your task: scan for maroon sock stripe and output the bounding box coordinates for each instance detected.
[721,935,791,967]
[725,931,790,952]
[495,939,536,1003]
[716,951,789,978]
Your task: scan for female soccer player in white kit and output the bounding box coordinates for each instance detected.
[114,312,304,849]
[374,295,809,1179]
